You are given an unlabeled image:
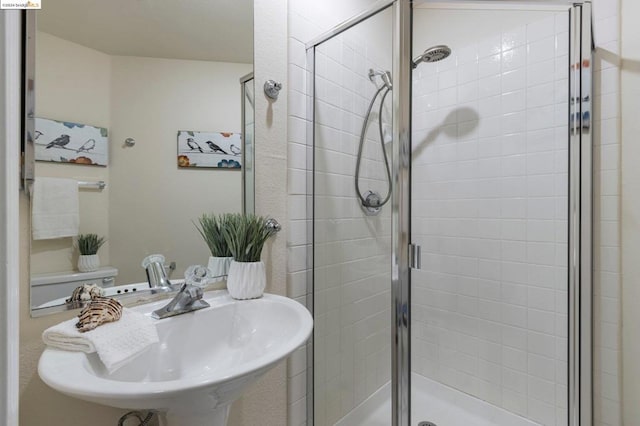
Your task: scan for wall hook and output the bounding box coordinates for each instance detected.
[124,138,136,147]
[265,218,282,233]
[264,80,282,100]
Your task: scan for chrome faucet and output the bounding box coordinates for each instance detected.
[151,265,212,319]
[151,282,210,319]
[141,254,173,290]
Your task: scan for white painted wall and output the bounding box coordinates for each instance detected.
[32,32,111,274]
[621,0,640,423]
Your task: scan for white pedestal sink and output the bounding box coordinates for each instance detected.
[38,291,313,426]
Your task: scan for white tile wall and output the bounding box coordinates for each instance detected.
[592,0,622,425]
[410,13,570,425]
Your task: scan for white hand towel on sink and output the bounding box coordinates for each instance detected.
[32,177,80,240]
[42,309,159,374]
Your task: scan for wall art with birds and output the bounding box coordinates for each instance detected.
[177,130,242,169]
[34,118,109,166]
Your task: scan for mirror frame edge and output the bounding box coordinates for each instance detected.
[22,10,35,196]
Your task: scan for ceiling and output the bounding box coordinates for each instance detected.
[37,0,253,64]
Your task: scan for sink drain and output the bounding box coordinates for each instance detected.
[418,422,437,426]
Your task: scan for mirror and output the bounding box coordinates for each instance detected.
[28,0,254,314]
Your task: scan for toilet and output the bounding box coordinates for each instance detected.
[31,266,118,308]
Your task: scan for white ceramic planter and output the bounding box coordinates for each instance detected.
[207,256,233,283]
[77,254,100,272]
[226,260,266,300]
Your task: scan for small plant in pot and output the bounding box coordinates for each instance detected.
[222,214,278,299]
[76,233,106,272]
[195,213,234,282]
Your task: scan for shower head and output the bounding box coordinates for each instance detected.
[412,45,451,68]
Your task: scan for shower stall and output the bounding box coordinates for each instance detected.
[307,1,592,425]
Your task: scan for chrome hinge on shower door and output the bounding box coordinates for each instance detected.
[409,244,421,269]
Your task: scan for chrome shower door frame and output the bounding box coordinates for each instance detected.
[391,1,412,425]
[569,3,593,426]
[306,1,411,425]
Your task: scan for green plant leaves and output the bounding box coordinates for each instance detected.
[220,214,277,262]
[77,233,106,255]
[194,213,233,257]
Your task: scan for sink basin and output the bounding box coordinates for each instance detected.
[38,291,313,426]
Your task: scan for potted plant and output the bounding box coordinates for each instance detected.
[76,233,106,272]
[195,213,234,282]
[222,214,278,299]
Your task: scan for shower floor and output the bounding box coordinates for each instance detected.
[335,373,539,426]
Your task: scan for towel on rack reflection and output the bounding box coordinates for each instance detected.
[32,177,79,240]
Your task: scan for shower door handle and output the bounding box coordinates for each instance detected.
[409,244,421,270]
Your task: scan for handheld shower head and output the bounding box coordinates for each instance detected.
[412,45,451,68]
[381,71,392,90]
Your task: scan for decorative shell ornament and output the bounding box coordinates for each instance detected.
[65,283,105,303]
[75,297,123,333]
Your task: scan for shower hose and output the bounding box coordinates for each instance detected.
[354,84,393,209]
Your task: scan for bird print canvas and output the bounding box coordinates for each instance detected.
[34,118,108,166]
[177,130,242,169]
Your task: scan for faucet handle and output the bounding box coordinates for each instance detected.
[184,265,211,288]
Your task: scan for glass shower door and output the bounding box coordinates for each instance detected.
[408,3,592,425]
[311,5,395,426]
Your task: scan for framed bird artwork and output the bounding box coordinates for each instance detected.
[34,118,108,166]
[177,130,242,169]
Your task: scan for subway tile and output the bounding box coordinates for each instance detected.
[502,90,526,113]
[527,15,556,43]
[527,36,556,64]
[503,364,528,388]
[502,111,527,135]
[478,35,502,58]
[479,53,502,79]
[502,46,526,72]
[526,82,555,108]
[503,68,526,92]
[527,59,555,87]
[479,75,501,98]
[503,27,526,52]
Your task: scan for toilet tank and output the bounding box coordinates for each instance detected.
[31,266,118,308]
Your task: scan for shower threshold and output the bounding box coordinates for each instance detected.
[334,373,541,426]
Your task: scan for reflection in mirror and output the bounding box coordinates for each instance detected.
[241,73,255,215]
[29,0,254,315]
